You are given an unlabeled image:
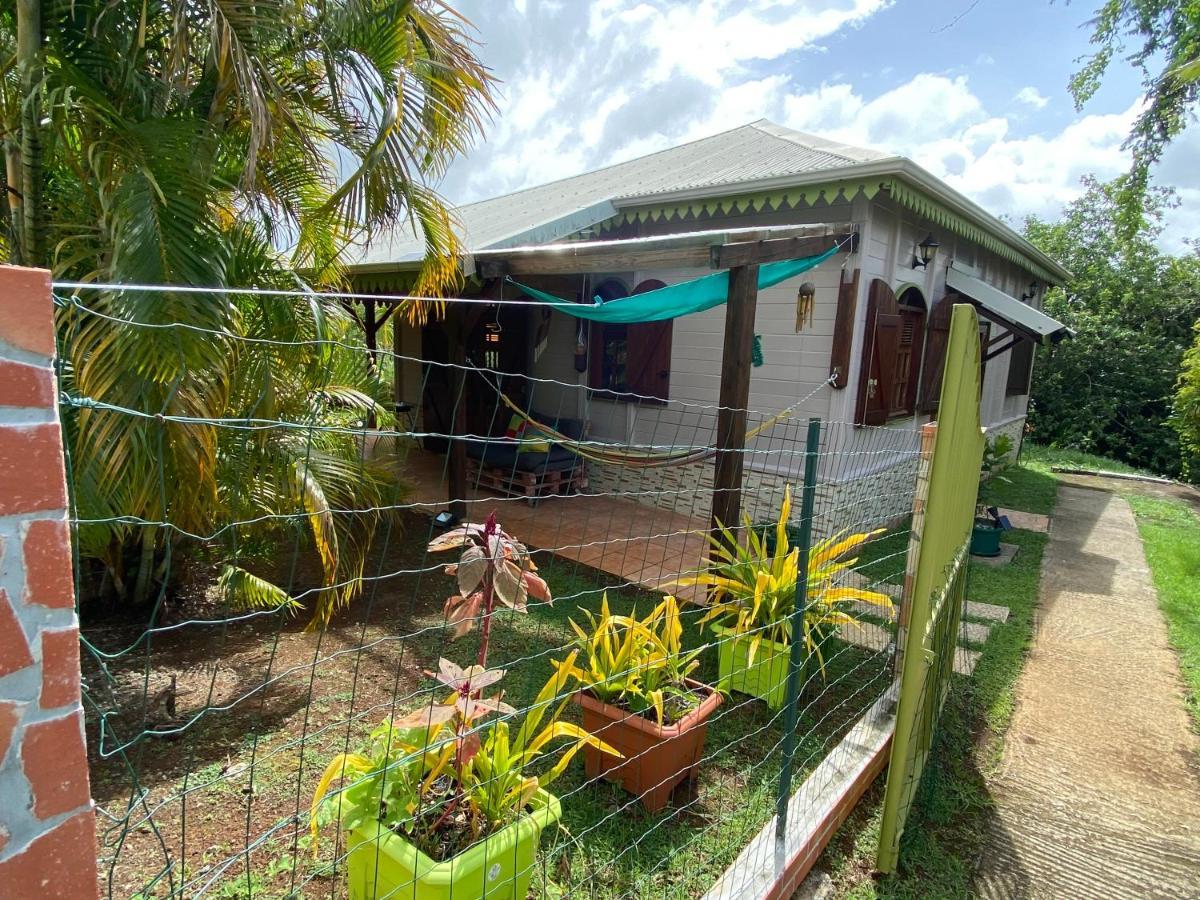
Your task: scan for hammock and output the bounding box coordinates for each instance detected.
[492,387,818,470]
[509,245,839,323]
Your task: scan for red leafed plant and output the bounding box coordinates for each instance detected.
[427,512,552,666]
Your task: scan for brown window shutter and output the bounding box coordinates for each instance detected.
[626,279,671,402]
[1006,338,1034,396]
[829,268,859,388]
[919,295,954,414]
[626,320,673,401]
[855,279,901,426]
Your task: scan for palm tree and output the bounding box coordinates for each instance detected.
[4,0,495,625]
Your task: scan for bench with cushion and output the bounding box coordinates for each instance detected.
[465,413,588,504]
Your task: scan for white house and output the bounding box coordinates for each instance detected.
[348,120,1070,532]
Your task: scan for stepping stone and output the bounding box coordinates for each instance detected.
[842,570,902,599]
[847,599,898,623]
[973,542,1019,567]
[954,647,980,676]
[997,508,1050,533]
[965,600,1010,623]
[838,621,892,653]
[959,620,991,646]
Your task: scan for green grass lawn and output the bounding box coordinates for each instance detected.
[1126,493,1200,732]
[819,460,1053,898]
[376,551,901,899]
[1021,443,1148,477]
[820,447,1200,896]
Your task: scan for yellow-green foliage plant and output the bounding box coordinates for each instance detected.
[561,593,704,725]
[310,653,619,861]
[669,486,895,678]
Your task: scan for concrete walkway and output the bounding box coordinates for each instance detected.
[975,485,1200,899]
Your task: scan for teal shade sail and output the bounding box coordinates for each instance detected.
[508,244,840,323]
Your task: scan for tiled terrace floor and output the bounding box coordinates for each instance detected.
[400,450,710,600]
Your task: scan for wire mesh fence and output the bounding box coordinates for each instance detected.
[56,284,925,899]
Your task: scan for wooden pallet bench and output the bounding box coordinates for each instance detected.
[467,458,589,505]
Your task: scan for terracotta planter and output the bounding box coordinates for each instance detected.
[575,678,722,813]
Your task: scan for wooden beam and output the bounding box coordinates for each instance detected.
[479,245,712,278]
[447,312,468,520]
[710,263,760,541]
[982,335,1020,362]
[711,232,856,270]
[474,223,856,278]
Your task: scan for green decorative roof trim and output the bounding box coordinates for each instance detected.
[598,177,1057,283]
[883,181,1058,283]
[598,178,888,231]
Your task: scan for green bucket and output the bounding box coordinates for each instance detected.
[711,625,808,710]
[970,519,1003,557]
[345,789,561,900]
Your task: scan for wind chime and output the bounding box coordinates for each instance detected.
[794,280,816,332]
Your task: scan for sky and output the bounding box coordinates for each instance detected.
[435,0,1197,253]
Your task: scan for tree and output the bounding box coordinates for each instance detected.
[1071,0,1200,232]
[1,0,496,625]
[1173,324,1200,479]
[1024,176,1200,477]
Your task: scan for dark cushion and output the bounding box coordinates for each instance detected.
[466,411,584,467]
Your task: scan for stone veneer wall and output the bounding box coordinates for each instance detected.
[985,417,1026,461]
[587,451,920,539]
[0,266,99,898]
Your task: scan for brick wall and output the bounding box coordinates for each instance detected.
[0,266,98,898]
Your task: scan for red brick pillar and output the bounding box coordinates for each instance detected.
[0,266,99,898]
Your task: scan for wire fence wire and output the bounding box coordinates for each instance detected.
[57,285,924,899]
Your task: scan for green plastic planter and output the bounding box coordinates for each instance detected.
[970,519,1003,557]
[344,789,561,900]
[712,625,808,710]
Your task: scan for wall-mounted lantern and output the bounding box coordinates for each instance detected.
[912,233,940,270]
[1021,280,1039,303]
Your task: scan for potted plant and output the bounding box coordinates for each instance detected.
[310,654,619,900]
[427,513,552,648]
[309,512,615,899]
[556,593,721,813]
[971,435,1013,557]
[669,487,895,709]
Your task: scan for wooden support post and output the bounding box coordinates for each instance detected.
[710,263,760,540]
[447,313,469,520]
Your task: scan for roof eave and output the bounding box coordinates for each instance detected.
[890,160,1072,284]
[612,158,1071,284]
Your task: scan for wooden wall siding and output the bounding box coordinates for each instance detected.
[517,189,1043,493]
[861,195,1041,431]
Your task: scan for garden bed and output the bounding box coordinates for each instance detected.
[83,511,897,898]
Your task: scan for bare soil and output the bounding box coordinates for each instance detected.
[83,511,452,899]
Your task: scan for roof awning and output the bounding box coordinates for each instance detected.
[945,267,1073,345]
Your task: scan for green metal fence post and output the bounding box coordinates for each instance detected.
[775,416,822,856]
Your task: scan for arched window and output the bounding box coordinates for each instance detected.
[893,287,927,417]
[588,279,672,401]
[856,280,926,424]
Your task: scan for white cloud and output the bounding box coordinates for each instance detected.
[1014,86,1050,109]
[782,74,1144,225]
[435,1,1197,251]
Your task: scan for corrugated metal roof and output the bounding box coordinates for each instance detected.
[349,120,891,267]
